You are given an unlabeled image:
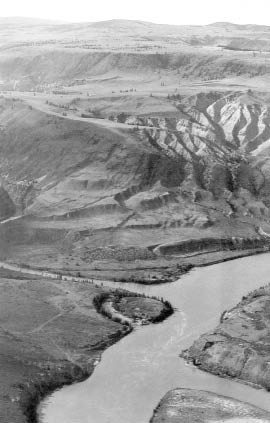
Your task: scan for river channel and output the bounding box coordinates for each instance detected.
[39,253,270,423]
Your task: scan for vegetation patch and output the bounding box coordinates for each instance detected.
[93,289,173,326]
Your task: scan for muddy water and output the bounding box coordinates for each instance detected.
[40,253,270,423]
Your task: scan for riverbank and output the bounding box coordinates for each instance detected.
[10,246,270,285]
[94,244,270,284]
[0,267,170,423]
[19,250,270,423]
[1,245,270,423]
[3,215,270,285]
[181,283,270,392]
[150,389,270,422]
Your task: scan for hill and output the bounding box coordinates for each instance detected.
[2,18,270,91]
[3,17,270,423]
[1,90,270,277]
[1,19,270,282]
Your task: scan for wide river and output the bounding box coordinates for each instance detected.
[40,253,270,423]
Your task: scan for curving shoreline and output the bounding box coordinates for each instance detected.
[20,287,172,423]
[37,251,270,423]
[1,244,270,423]
[22,328,130,423]
[181,283,270,393]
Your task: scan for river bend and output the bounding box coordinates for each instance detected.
[36,253,270,423]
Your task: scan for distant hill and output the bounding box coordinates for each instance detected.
[1,17,270,31]
[89,19,157,28]
[208,21,270,31]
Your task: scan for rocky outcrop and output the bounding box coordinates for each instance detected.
[182,284,270,391]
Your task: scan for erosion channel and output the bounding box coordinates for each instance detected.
[39,253,270,423]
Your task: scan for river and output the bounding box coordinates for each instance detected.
[39,253,270,423]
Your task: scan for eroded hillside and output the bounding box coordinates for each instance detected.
[1,91,270,271]
[2,92,270,223]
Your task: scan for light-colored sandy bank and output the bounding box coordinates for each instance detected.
[150,389,270,423]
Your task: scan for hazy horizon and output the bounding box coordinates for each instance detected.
[1,0,270,26]
[1,15,270,28]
